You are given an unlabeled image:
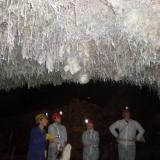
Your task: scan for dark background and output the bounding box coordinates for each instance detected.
[0,81,160,160]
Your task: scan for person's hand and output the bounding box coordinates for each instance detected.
[46,133,54,141]
[44,149,47,158]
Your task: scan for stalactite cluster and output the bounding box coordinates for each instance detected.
[0,0,160,94]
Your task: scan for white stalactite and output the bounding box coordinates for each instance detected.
[0,0,160,94]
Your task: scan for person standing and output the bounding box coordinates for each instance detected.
[27,113,48,160]
[82,119,100,160]
[48,112,67,160]
[109,107,145,160]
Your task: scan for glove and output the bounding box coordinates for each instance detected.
[46,133,54,141]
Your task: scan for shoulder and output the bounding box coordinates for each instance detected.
[113,119,123,125]
[48,123,56,130]
[94,130,99,135]
[115,119,125,127]
[130,119,139,124]
[130,119,142,127]
[82,130,87,135]
[61,124,67,130]
[48,124,52,128]
[30,127,40,135]
[49,123,56,127]
[31,127,38,132]
[119,119,125,123]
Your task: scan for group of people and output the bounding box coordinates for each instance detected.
[27,106,145,160]
[27,112,68,160]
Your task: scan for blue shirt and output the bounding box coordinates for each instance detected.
[27,127,46,160]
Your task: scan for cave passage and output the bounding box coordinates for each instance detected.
[0,81,160,160]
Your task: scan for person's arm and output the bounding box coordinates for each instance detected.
[135,121,145,141]
[82,132,89,146]
[94,131,100,147]
[63,126,67,144]
[82,132,85,145]
[109,121,120,138]
[48,125,55,143]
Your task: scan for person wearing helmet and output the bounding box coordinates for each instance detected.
[27,113,48,160]
[48,112,67,160]
[109,106,145,160]
[82,119,100,160]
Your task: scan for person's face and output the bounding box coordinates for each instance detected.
[39,118,48,127]
[122,111,130,119]
[55,117,61,123]
[86,123,94,129]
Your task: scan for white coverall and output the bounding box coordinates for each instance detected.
[109,119,145,160]
[48,122,67,160]
[82,129,99,160]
